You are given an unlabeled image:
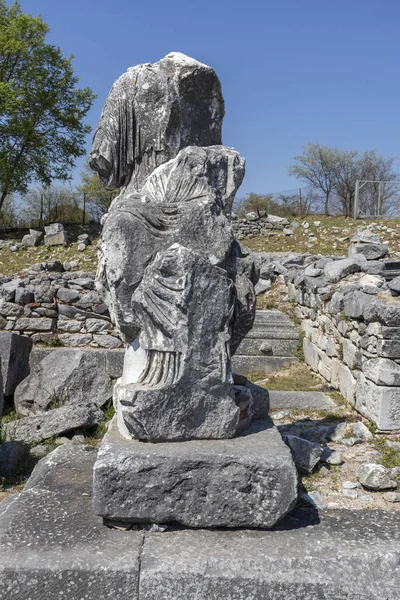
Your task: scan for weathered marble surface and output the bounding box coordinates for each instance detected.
[90,53,257,442]
[2,446,400,600]
[90,52,225,193]
[94,417,297,528]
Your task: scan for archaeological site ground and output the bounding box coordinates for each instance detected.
[1,53,400,599]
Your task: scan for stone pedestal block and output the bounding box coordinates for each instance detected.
[93,417,297,529]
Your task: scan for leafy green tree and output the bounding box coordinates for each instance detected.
[0,1,96,209]
[78,160,119,222]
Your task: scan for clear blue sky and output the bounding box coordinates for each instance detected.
[18,0,400,198]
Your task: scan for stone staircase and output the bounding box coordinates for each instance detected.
[232,310,299,375]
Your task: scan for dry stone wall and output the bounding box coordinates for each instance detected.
[0,261,123,349]
[287,261,400,430]
[232,213,296,240]
[252,229,400,430]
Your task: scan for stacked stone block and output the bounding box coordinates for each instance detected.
[0,262,122,348]
[232,213,293,239]
[285,252,400,430]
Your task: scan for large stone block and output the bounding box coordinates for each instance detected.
[338,363,357,405]
[303,338,320,371]
[138,512,400,600]
[235,336,298,357]
[364,358,400,386]
[2,445,400,600]
[44,230,68,246]
[4,403,104,444]
[0,332,32,397]
[0,445,142,600]
[356,373,400,430]
[349,242,388,260]
[14,317,54,332]
[323,258,361,283]
[93,417,297,529]
[231,355,297,376]
[14,349,113,416]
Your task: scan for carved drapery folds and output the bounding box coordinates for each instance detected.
[91,53,258,442]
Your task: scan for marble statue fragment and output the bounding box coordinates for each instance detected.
[90,52,261,442]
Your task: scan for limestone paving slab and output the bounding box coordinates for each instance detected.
[139,510,400,600]
[93,417,298,528]
[270,390,336,410]
[0,445,142,600]
[1,445,400,599]
[232,355,298,375]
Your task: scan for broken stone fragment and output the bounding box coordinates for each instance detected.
[357,463,398,491]
[284,435,322,473]
[14,349,113,416]
[4,404,104,445]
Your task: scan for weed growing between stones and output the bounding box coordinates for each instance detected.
[84,400,115,446]
[47,335,64,347]
[373,436,400,472]
[47,389,67,409]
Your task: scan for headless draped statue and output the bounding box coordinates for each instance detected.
[90,52,261,442]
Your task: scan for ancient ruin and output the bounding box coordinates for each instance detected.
[89,52,297,527]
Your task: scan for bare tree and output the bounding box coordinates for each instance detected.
[20,185,83,227]
[288,143,339,215]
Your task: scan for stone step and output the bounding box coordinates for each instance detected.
[1,445,399,600]
[232,355,297,375]
[254,310,293,324]
[246,323,299,339]
[236,338,298,357]
[269,390,336,410]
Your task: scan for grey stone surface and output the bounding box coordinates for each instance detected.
[383,492,400,503]
[1,444,400,599]
[363,357,400,386]
[0,332,32,397]
[388,275,400,293]
[115,246,240,441]
[351,230,381,244]
[324,258,362,282]
[90,52,225,193]
[355,373,400,430]
[270,390,336,410]
[56,286,80,303]
[357,463,398,491]
[93,417,297,528]
[0,445,142,600]
[4,403,104,444]
[284,434,322,473]
[90,53,262,443]
[352,421,373,441]
[349,242,388,260]
[44,222,64,235]
[236,336,298,357]
[44,230,68,246]
[14,349,113,416]
[93,333,122,348]
[21,229,43,247]
[139,511,400,600]
[343,291,372,319]
[231,355,298,376]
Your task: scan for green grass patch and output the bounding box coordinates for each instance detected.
[373,436,400,470]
